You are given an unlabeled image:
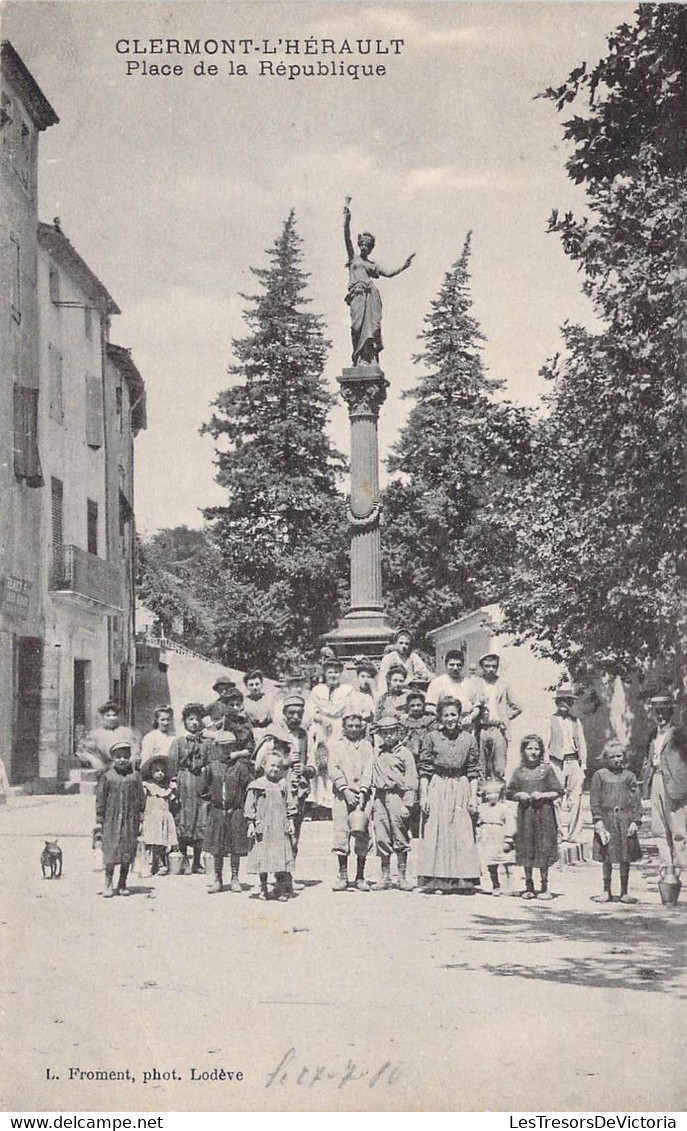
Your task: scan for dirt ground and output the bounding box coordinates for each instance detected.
[1,793,685,1113]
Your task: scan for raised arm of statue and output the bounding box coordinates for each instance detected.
[343,194,355,263]
[377,252,416,279]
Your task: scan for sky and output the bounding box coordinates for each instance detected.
[3,0,634,535]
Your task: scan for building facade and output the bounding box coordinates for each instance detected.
[1,42,146,786]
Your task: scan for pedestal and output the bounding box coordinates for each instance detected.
[323,365,396,661]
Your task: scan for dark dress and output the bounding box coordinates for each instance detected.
[590,767,642,863]
[95,766,146,866]
[199,757,254,858]
[506,764,562,868]
[172,734,214,843]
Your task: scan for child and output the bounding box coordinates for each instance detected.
[170,703,214,873]
[374,663,408,725]
[507,735,563,899]
[328,709,374,891]
[140,755,178,876]
[476,779,516,896]
[242,669,275,741]
[199,731,254,893]
[140,705,176,764]
[401,689,435,837]
[590,739,642,903]
[370,716,418,891]
[94,740,146,897]
[244,752,298,900]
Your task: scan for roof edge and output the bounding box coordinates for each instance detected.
[1,41,59,130]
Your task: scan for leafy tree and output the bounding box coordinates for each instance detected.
[136,527,224,656]
[202,211,348,673]
[382,234,534,644]
[494,5,687,682]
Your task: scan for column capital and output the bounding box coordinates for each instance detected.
[338,365,389,420]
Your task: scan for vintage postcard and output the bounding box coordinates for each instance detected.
[1,0,684,1116]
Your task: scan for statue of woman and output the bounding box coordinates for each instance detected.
[344,196,415,366]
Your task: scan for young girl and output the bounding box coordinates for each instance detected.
[476,779,516,896]
[507,735,563,899]
[417,697,481,894]
[171,703,214,873]
[590,739,642,903]
[199,731,254,894]
[141,755,178,876]
[94,740,146,897]
[140,705,176,764]
[244,752,298,900]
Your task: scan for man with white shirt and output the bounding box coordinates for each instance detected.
[426,649,481,726]
[543,685,587,844]
[643,693,687,875]
[475,653,521,781]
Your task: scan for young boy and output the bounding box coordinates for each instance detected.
[170,703,215,873]
[94,740,146,897]
[328,709,374,892]
[205,686,256,762]
[400,688,435,837]
[199,732,254,893]
[371,716,418,890]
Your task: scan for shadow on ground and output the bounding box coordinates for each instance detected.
[441,902,687,996]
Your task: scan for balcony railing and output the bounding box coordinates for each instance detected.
[50,544,123,610]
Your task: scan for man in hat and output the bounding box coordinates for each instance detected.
[204,676,238,727]
[371,716,418,890]
[543,684,587,844]
[426,650,482,726]
[475,653,521,781]
[77,700,141,773]
[642,693,687,875]
[255,694,315,856]
[378,628,433,690]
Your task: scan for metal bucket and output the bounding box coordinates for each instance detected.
[658,873,681,906]
[167,851,184,876]
[349,807,368,836]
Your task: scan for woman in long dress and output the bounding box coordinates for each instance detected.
[343,196,414,366]
[418,696,481,893]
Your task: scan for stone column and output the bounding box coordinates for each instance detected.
[323,364,395,660]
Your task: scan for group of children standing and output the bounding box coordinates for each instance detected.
[93,668,645,904]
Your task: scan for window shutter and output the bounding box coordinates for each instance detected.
[13,384,43,487]
[49,344,64,422]
[85,372,103,448]
[51,478,64,577]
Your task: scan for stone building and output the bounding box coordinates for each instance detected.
[0,42,146,787]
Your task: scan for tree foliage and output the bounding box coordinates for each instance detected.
[136,527,225,657]
[382,234,534,644]
[202,211,348,672]
[494,5,687,681]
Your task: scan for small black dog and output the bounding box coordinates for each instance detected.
[40,839,63,879]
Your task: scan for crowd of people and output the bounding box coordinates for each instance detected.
[79,628,687,905]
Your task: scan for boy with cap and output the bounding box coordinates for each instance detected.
[198,732,254,893]
[543,684,587,845]
[94,740,146,897]
[475,653,521,781]
[371,716,418,890]
[328,708,374,891]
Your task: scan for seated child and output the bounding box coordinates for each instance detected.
[506,734,563,900]
[199,731,254,893]
[476,779,516,895]
[141,755,178,876]
[590,738,642,903]
[328,709,374,892]
[244,752,298,900]
[94,740,146,897]
[371,716,418,890]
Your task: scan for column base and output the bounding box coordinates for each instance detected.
[321,609,396,661]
